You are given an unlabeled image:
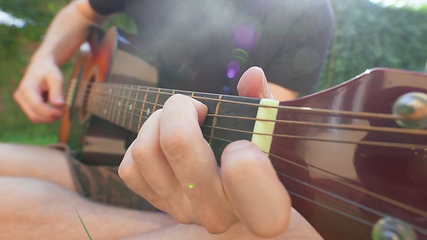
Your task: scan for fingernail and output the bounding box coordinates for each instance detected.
[225,140,254,154]
[259,68,274,99]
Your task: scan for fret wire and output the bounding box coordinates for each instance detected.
[111,86,118,124]
[123,85,132,127]
[104,85,110,120]
[152,88,161,112]
[116,85,123,125]
[116,85,125,125]
[108,85,116,122]
[109,85,117,123]
[130,85,139,130]
[122,86,129,123]
[101,84,107,116]
[139,87,150,130]
[113,85,121,124]
[209,94,222,145]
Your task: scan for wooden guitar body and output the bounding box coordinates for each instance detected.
[59,27,145,165]
[60,27,427,239]
[272,69,427,239]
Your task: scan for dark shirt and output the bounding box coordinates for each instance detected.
[89,0,334,95]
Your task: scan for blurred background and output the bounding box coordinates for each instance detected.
[1,0,427,145]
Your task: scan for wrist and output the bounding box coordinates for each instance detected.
[30,50,56,65]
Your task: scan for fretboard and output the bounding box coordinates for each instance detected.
[87,82,262,160]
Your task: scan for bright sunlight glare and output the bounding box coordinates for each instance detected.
[369,0,427,8]
[0,10,25,28]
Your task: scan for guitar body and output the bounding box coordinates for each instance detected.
[60,27,427,239]
[272,69,427,239]
[59,27,152,165]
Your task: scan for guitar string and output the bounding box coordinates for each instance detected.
[88,87,427,136]
[285,190,427,235]
[208,134,427,234]
[88,97,427,150]
[205,134,427,219]
[88,87,427,133]
[83,85,427,232]
[85,90,427,154]
[86,82,422,121]
[91,89,427,231]
[201,125,427,149]
[87,91,427,218]
[87,89,427,213]
[281,173,427,235]
[87,88,427,142]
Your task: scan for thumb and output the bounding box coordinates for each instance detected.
[237,67,274,99]
[46,66,65,106]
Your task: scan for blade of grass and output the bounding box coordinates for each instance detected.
[76,210,93,240]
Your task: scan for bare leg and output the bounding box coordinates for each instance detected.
[0,177,175,239]
[0,143,76,191]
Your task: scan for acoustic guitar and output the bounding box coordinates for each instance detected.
[59,27,427,240]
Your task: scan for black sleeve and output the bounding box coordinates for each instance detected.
[265,0,335,95]
[89,0,126,15]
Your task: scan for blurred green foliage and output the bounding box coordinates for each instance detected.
[0,0,69,144]
[320,0,427,90]
[0,0,426,144]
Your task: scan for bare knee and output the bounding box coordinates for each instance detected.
[0,177,89,239]
[0,177,79,214]
[0,143,76,191]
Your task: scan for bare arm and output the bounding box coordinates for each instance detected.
[32,0,107,65]
[13,0,108,123]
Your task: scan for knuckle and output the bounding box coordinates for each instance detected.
[160,128,190,160]
[169,209,193,224]
[197,208,237,234]
[130,142,152,165]
[117,162,132,182]
[202,219,230,234]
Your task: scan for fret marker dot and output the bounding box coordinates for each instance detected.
[103,109,107,115]
[129,104,133,110]
[147,108,151,115]
[118,101,121,107]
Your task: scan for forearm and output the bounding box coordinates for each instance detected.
[32,0,107,66]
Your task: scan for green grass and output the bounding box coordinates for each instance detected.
[0,94,59,145]
[0,124,59,145]
[77,210,93,240]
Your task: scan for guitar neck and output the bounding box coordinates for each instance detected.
[86,82,275,160]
